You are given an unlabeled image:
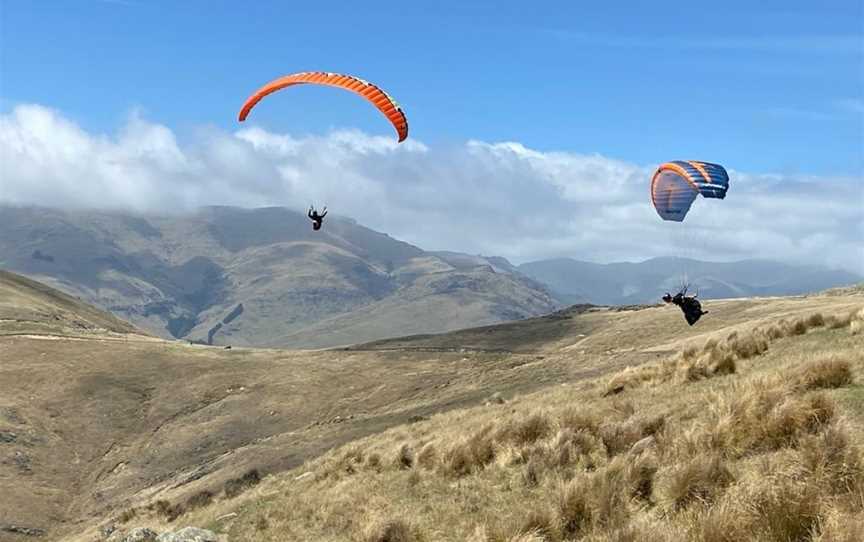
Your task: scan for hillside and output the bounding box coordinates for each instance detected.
[110,291,864,542]
[0,269,141,337]
[0,205,559,348]
[2,271,862,541]
[519,257,862,305]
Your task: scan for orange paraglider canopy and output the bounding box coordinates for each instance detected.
[238,71,409,142]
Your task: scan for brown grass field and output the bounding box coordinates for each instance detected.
[1,270,862,541]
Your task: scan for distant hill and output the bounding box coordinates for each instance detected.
[518,256,863,305]
[0,205,559,347]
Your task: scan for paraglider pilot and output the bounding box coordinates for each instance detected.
[663,285,707,326]
[308,206,327,231]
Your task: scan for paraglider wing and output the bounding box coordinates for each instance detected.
[650,161,729,222]
[238,72,409,142]
[690,161,729,199]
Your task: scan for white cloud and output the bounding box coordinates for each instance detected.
[1,103,862,274]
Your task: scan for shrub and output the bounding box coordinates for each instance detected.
[224,469,262,498]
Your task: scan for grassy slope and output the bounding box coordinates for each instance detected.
[0,269,142,337]
[72,295,864,542]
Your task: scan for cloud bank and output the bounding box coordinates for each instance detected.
[1,104,862,273]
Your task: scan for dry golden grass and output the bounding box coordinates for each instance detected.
[361,517,418,542]
[26,290,855,541]
[179,304,860,542]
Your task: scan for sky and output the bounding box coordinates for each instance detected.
[1,1,863,272]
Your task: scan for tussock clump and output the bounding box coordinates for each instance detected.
[224,469,262,498]
[726,333,768,360]
[638,415,666,437]
[813,513,864,542]
[792,356,854,390]
[599,422,642,457]
[701,338,719,354]
[395,444,414,469]
[799,423,864,492]
[366,452,382,470]
[152,499,184,522]
[749,472,824,542]
[683,362,710,383]
[766,324,784,340]
[678,343,737,383]
[557,462,630,538]
[581,519,681,542]
[680,345,700,362]
[184,489,213,511]
[699,380,838,457]
[440,430,496,478]
[826,312,853,329]
[522,457,543,488]
[625,452,658,501]
[498,412,552,445]
[513,508,559,541]
[554,429,604,469]
[691,498,751,542]
[789,318,809,336]
[361,518,418,542]
[331,448,365,476]
[807,312,826,328]
[118,507,136,523]
[416,443,437,470]
[559,408,602,436]
[603,361,677,394]
[655,454,733,511]
[710,354,736,377]
[761,393,835,450]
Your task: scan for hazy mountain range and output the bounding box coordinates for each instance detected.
[518,257,862,306]
[0,205,859,348]
[0,205,558,348]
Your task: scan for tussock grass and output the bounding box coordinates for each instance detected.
[654,454,733,511]
[184,489,214,511]
[224,469,262,499]
[204,308,864,542]
[793,356,854,390]
[362,518,418,542]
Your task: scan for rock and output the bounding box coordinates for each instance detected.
[485,392,506,405]
[8,450,32,473]
[100,523,116,538]
[122,528,158,542]
[0,524,46,537]
[0,407,25,424]
[156,527,218,542]
[630,435,655,456]
[0,430,17,443]
[294,471,314,481]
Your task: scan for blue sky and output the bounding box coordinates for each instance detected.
[1,1,863,272]
[2,0,862,175]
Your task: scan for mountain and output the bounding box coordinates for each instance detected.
[0,205,559,348]
[518,256,863,306]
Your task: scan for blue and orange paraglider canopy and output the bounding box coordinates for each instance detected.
[650,161,729,222]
